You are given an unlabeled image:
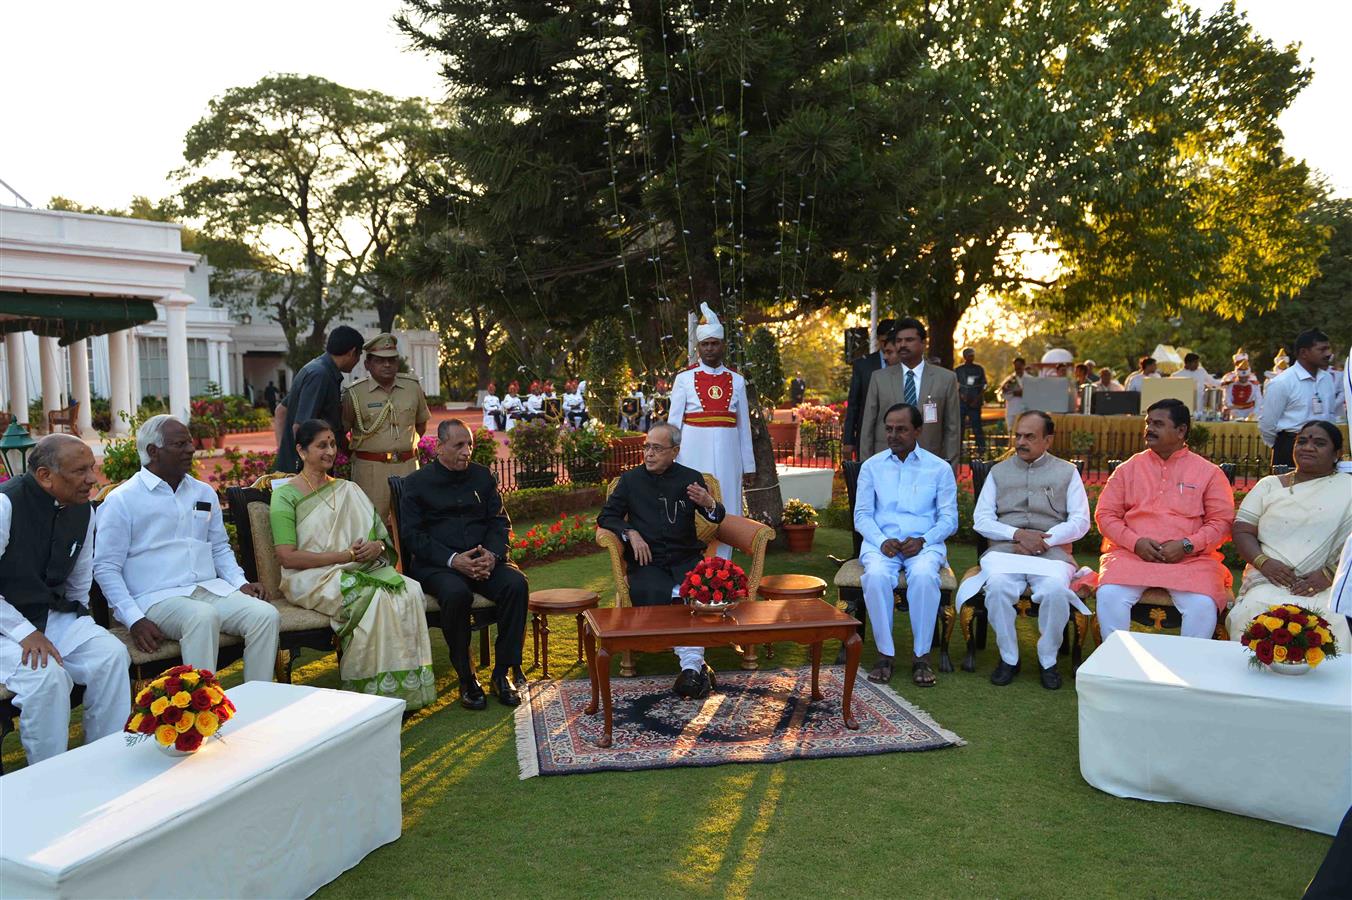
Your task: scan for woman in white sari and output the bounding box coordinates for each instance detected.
[271,419,436,709]
[1226,421,1352,647]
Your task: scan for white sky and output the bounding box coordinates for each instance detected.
[0,0,1347,210]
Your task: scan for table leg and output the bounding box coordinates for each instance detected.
[531,612,541,672]
[841,632,861,730]
[597,647,614,749]
[541,614,551,679]
[575,613,585,661]
[809,641,823,701]
[583,623,599,715]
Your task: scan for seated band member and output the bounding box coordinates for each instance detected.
[94,415,280,682]
[0,435,130,766]
[481,382,505,432]
[500,382,524,430]
[398,419,528,709]
[855,403,958,687]
[1094,399,1235,640]
[596,423,725,699]
[967,411,1090,689]
[562,379,588,429]
[271,420,437,710]
[1225,421,1351,647]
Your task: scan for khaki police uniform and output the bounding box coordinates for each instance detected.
[342,334,430,520]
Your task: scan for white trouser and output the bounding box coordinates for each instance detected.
[984,573,1070,669]
[1096,584,1217,640]
[668,585,705,671]
[4,628,130,766]
[146,587,280,683]
[860,549,943,657]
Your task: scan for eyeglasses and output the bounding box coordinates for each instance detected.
[642,444,675,454]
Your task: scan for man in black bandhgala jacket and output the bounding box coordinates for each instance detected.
[597,423,725,699]
[398,419,527,709]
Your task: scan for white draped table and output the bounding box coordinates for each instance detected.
[1,682,404,899]
[1078,631,1352,835]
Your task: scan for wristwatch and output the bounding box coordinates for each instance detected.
[1181,538,1195,555]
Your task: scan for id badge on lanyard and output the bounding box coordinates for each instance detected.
[923,401,938,424]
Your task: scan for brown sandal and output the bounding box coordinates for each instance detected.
[912,659,936,687]
[868,656,894,683]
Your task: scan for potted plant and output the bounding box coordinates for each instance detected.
[1069,430,1096,474]
[780,498,819,552]
[188,416,217,451]
[561,420,612,484]
[508,419,559,489]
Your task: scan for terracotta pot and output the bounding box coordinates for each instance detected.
[213,435,227,449]
[782,522,817,553]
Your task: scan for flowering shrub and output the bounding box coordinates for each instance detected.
[124,665,236,753]
[1241,604,1340,668]
[208,449,276,497]
[680,557,748,607]
[795,403,839,427]
[508,513,595,564]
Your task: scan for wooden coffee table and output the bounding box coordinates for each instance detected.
[582,599,863,748]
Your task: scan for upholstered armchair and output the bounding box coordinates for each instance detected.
[594,473,775,675]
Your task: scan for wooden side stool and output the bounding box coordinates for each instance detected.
[755,574,828,660]
[529,588,601,678]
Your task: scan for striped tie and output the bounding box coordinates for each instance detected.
[904,369,917,407]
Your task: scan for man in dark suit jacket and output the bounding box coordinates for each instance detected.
[398,419,528,710]
[842,319,897,460]
[859,317,961,467]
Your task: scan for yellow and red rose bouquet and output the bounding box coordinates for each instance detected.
[1240,604,1340,671]
[680,557,748,613]
[124,665,237,753]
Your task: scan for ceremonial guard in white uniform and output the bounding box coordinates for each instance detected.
[501,381,525,430]
[667,303,756,556]
[562,378,588,428]
[481,381,504,431]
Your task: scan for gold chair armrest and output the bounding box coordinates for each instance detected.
[594,526,631,608]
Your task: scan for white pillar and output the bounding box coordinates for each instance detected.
[207,340,221,391]
[107,330,132,436]
[687,311,698,366]
[70,339,93,435]
[869,287,879,353]
[128,331,142,407]
[4,332,28,425]
[39,336,62,427]
[162,293,194,421]
[217,342,232,396]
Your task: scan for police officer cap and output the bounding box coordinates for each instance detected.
[364,333,400,357]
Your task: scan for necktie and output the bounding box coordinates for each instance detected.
[904,369,917,407]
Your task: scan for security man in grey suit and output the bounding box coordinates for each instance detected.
[842,319,897,461]
[859,317,961,467]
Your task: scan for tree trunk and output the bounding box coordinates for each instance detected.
[470,306,492,390]
[926,302,962,369]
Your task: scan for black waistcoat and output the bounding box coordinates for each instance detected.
[0,474,90,632]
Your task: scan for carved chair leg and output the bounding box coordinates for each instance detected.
[274,649,293,684]
[937,592,953,673]
[960,604,977,672]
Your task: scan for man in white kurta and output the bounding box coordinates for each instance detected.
[964,411,1090,690]
[854,404,957,687]
[480,382,503,431]
[94,416,279,684]
[0,436,130,765]
[667,303,756,558]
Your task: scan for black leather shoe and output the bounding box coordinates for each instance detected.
[674,668,702,699]
[490,671,521,707]
[460,680,487,710]
[990,660,1021,686]
[699,663,717,696]
[1039,665,1062,690]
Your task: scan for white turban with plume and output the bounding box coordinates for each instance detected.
[695,302,724,342]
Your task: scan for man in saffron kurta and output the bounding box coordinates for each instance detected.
[1095,399,1234,640]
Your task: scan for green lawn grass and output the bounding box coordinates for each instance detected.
[3,526,1330,897]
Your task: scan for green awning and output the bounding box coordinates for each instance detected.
[0,292,159,345]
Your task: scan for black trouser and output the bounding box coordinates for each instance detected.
[491,410,506,430]
[566,410,589,428]
[1270,431,1297,470]
[417,563,528,681]
[961,404,986,452]
[627,554,704,606]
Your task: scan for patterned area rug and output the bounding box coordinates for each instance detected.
[515,665,965,778]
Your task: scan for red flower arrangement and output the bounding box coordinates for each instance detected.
[680,557,749,612]
[1240,604,1340,671]
[124,665,237,754]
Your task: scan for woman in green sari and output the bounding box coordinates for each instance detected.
[271,419,436,709]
